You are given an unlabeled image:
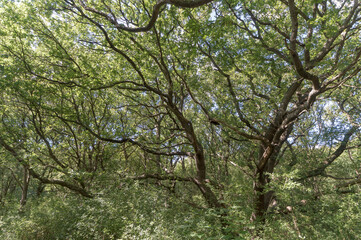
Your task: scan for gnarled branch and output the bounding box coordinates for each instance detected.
[76,0,214,33]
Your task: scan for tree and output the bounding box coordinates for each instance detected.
[1,0,361,238]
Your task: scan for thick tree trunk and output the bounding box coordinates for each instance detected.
[253,170,275,222]
[252,128,291,222]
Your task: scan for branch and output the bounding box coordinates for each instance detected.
[308,0,361,68]
[71,5,169,98]
[77,0,213,33]
[288,0,320,89]
[29,169,93,198]
[0,135,92,198]
[298,126,358,181]
[337,176,361,189]
[127,173,192,182]
[198,44,263,136]
[54,113,194,158]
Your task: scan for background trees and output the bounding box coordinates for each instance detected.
[1,0,361,239]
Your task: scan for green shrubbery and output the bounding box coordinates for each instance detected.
[1,183,360,239]
[0,184,225,240]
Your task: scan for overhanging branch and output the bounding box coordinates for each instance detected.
[77,0,214,33]
[0,135,93,198]
[298,126,358,181]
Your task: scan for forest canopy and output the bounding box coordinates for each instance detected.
[0,0,361,239]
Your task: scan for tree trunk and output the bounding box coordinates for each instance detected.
[252,129,291,222]
[20,166,30,210]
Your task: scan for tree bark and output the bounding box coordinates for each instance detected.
[20,165,30,210]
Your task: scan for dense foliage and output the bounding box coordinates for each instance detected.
[1,0,361,239]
